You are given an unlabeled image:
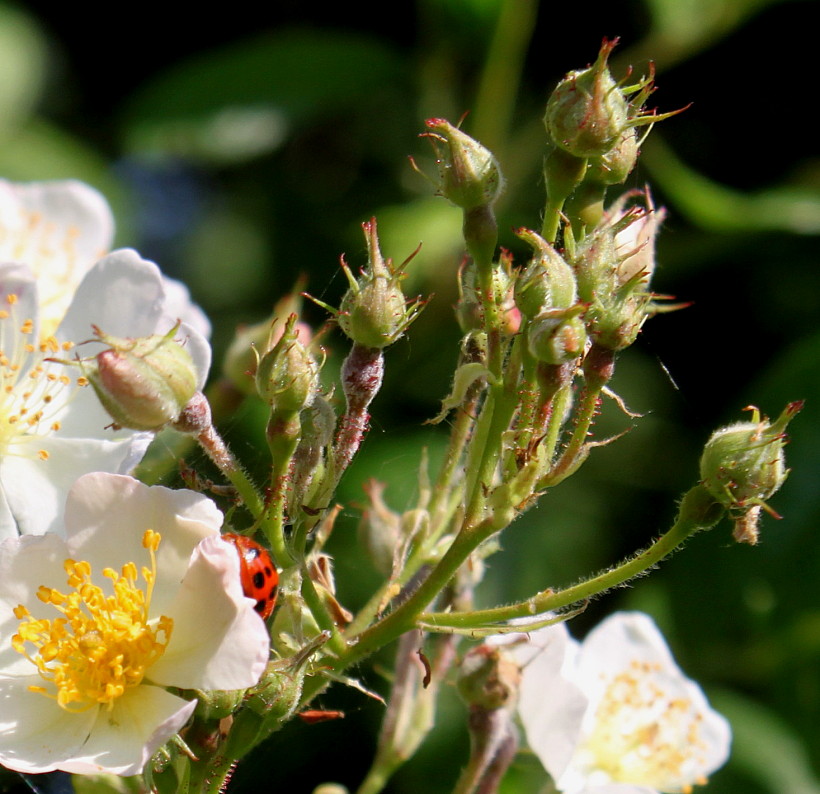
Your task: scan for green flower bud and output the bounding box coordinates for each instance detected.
[544,39,629,159]
[255,314,319,414]
[456,253,519,336]
[514,228,578,317]
[572,190,664,351]
[700,402,802,543]
[457,645,520,711]
[85,324,198,431]
[424,118,503,210]
[244,659,306,724]
[526,308,587,366]
[223,283,311,395]
[586,128,639,187]
[310,218,423,349]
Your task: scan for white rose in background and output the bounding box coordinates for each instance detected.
[0,250,211,537]
[0,180,113,336]
[0,472,269,776]
[0,179,211,340]
[514,612,731,794]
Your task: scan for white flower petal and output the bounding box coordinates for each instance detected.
[64,473,222,613]
[510,623,589,783]
[559,613,731,794]
[0,489,14,543]
[57,249,166,341]
[161,275,211,340]
[0,180,113,270]
[55,686,196,777]
[0,534,67,676]
[149,534,269,690]
[0,435,149,537]
[0,262,39,338]
[0,674,98,774]
[0,180,113,335]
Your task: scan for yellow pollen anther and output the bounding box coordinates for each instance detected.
[6,294,18,305]
[13,532,172,713]
[38,449,49,460]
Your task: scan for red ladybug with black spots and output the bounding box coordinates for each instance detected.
[223,533,278,619]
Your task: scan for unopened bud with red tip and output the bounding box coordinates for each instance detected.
[545,39,628,159]
[309,219,424,350]
[545,39,681,162]
[700,402,802,543]
[514,228,577,318]
[85,324,198,431]
[423,118,503,210]
[223,282,312,395]
[255,314,319,415]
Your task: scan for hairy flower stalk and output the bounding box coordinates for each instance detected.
[309,218,423,478]
[256,313,320,557]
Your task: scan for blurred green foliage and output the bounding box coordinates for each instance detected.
[1,0,818,792]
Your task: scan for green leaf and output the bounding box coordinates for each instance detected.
[711,689,820,794]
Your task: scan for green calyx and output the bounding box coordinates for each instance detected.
[85,324,198,431]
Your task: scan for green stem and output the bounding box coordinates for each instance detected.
[420,485,725,629]
[339,513,506,671]
[541,385,601,487]
[195,423,265,520]
[347,483,463,638]
[503,349,538,478]
[463,336,523,527]
[260,413,300,568]
[300,565,348,659]
[540,380,573,467]
[428,390,478,525]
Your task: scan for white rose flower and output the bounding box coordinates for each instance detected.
[0,180,113,336]
[514,612,731,794]
[0,472,269,776]
[0,249,210,537]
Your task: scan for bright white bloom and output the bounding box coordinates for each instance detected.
[0,250,211,537]
[0,180,114,337]
[0,472,270,776]
[514,612,731,794]
[0,178,210,340]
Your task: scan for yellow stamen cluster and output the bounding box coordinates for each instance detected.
[12,529,173,713]
[581,660,709,792]
[0,292,85,460]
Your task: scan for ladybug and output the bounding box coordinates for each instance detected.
[223,533,278,619]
